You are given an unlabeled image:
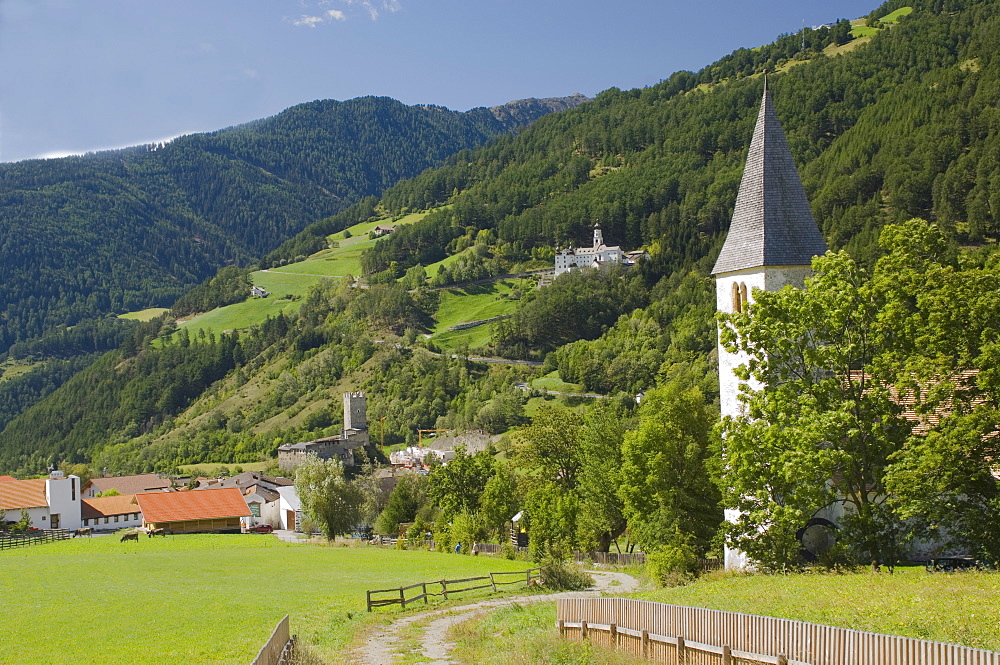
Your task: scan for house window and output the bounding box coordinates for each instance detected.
[83,518,89,526]
[731,283,742,313]
[41,515,47,521]
[104,517,109,524]
[114,515,119,522]
[739,282,749,307]
[71,477,76,501]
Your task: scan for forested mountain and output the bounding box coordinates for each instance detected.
[0,94,587,355]
[4,0,1000,476]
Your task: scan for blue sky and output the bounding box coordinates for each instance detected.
[0,0,882,163]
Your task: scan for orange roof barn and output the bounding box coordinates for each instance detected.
[135,487,251,524]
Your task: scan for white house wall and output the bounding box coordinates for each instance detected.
[45,475,82,531]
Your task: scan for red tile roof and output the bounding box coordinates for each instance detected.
[135,488,250,524]
[0,479,47,510]
[0,475,17,482]
[81,494,139,519]
[85,474,172,495]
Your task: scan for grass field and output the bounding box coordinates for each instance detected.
[0,535,536,665]
[530,371,584,394]
[118,307,170,321]
[641,568,1000,650]
[448,568,1000,665]
[175,213,434,339]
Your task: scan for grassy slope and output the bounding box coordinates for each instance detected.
[0,535,535,665]
[641,569,1000,650]
[118,307,170,321]
[175,213,430,338]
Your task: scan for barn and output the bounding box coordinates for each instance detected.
[135,487,250,533]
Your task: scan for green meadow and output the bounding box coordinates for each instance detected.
[0,534,535,665]
[642,568,1000,650]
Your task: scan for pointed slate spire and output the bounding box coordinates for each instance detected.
[712,81,827,275]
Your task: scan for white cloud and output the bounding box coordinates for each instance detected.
[294,0,401,24]
[291,8,347,27]
[292,14,325,27]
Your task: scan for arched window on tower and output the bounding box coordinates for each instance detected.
[731,283,742,313]
[739,283,749,308]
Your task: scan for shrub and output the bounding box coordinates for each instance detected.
[646,542,699,587]
[540,561,593,590]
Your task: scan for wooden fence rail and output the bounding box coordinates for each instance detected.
[557,598,1000,665]
[367,567,545,611]
[250,615,295,665]
[0,529,71,550]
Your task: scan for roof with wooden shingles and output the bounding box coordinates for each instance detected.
[0,479,47,510]
[135,487,250,524]
[81,494,139,519]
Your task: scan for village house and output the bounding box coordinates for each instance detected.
[277,392,369,470]
[82,473,172,498]
[80,494,143,531]
[250,285,271,298]
[0,471,82,531]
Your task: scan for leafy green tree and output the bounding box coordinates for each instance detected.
[479,464,520,540]
[427,447,496,518]
[374,474,428,536]
[717,219,1000,568]
[295,454,362,540]
[619,379,720,556]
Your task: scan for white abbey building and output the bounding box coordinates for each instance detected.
[553,224,625,276]
[712,83,828,570]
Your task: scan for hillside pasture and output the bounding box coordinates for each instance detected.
[0,534,534,664]
[118,307,170,321]
[173,212,431,339]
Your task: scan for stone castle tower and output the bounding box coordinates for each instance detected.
[713,80,827,569]
[343,391,367,432]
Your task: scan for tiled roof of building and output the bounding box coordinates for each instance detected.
[135,487,251,524]
[0,475,17,482]
[0,478,47,510]
[712,85,827,275]
[81,494,139,519]
[86,473,172,495]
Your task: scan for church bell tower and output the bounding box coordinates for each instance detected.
[713,78,827,569]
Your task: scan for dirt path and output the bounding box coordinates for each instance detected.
[350,570,639,665]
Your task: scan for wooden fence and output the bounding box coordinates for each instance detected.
[0,529,70,550]
[557,598,1000,665]
[250,615,296,665]
[367,567,545,611]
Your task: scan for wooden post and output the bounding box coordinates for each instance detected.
[581,621,588,640]
[722,645,732,665]
[558,619,565,637]
[399,587,405,609]
[490,572,497,593]
[641,629,649,659]
[422,583,428,604]
[777,656,788,665]
[609,623,618,647]
[677,636,686,665]
[366,590,372,612]
[441,580,448,600]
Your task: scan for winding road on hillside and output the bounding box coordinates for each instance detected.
[349,570,639,665]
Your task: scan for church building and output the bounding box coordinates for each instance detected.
[712,81,828,569]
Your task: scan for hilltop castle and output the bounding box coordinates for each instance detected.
[277,392,370,470]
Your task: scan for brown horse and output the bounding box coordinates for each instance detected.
[120,531,139,542]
